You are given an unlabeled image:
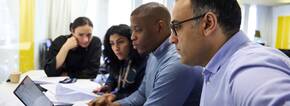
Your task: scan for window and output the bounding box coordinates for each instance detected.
[0,0,19,72]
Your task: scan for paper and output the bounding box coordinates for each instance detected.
[32,77,67,85]
[41,80,101,104]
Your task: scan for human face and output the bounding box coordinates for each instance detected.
[130,15,159,55]
[109,34,130,60]
[72,25,93,48]
[170,0,207,66]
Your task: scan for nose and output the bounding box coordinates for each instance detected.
[112,44,120,51]
[169,33,178,44]
[131,32,136,41]
[83,36,89,42]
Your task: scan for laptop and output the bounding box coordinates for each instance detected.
[14,76,73,106]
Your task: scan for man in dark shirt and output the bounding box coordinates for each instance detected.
[45,17,102,79]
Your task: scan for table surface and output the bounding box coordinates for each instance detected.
[0,70,100,106]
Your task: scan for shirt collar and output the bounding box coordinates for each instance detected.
[152,38,171,58]
[204,31,250,74]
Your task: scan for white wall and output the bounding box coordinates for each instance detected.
[241,4,279,47]
[272,5,290,48]
[256,5,272,46]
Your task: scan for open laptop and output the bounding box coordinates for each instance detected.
[14,76,73,106]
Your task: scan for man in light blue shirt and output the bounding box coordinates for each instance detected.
[88,2,203,106]
[170,0,290,105]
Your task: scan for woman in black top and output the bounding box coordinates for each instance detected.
[93,24,147,100]
[45,17,102,79]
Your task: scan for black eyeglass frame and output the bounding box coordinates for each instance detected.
[170,13,206,36]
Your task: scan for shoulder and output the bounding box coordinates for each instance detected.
[51,35,69,48]
[160,62,200,78]
[92,36,101,43]
[158,48,180,69]
[89,36,102,49]
[226,45,290,105]
[225,43,290,88]
[154,62,203,88]
[53,35,68,43]
[228,43,290,72]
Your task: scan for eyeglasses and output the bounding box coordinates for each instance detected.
[170,14,205,36]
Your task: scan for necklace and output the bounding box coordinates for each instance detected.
[117,60,132,89]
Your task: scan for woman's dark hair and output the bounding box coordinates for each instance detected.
[103,24,144,75]
[70,17,93,32]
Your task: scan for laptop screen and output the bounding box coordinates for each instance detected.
[14,76,53,106]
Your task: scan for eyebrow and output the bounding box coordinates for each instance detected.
[110,38,125,42]
[78,32,92,35]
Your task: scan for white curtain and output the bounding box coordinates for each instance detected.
[48,0,72,39]
[46,0,89,40]
[71,0,88,21]
[0,0,19,82]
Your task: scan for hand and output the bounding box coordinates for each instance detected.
[88,93,116,106]
[64,36,78,50]
[93,85,111,94]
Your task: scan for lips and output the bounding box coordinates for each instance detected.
[132,42,138,49]
[176,48,181,54]
[132,42,136,46]
[115,52,122,56]
[80,43,89,47]
[175,46,180,51]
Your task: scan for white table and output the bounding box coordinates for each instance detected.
[0,70,100,106]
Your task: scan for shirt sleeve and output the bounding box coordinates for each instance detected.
[44,36,66,77]
[142,63,198,106]
[230,57,290,106]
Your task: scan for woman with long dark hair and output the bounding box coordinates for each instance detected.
[94,24,147,100]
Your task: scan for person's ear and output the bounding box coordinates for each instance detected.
[201,12,217,37]
[157,20,164,32]
[71,28,75,33]
[69,23,74,33]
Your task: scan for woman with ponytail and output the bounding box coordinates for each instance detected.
[45,17,102,79]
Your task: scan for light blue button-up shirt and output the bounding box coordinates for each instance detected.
[200,31,290,106]
[117,38,203,106]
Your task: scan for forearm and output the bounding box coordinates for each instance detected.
[111,102,121,106]
[44,57,63,76]
[56,45,70,69]
[116,84,146,106]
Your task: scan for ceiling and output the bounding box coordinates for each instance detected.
[238,0,290,6]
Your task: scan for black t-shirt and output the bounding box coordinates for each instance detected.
[44,35,102,79]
